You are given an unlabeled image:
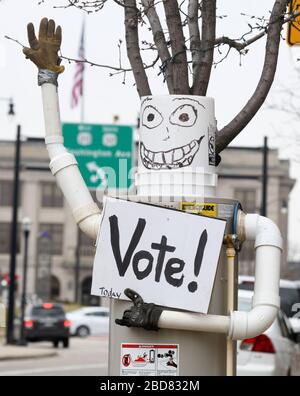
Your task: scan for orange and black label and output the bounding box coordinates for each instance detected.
[180,202,217,217]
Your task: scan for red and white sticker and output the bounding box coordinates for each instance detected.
[120,343,179,376]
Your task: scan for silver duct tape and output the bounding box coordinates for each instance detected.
[38,69,58,86]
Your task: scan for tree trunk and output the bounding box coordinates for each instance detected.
[124,0,151,97]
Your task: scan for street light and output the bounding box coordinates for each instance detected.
[5,100,19,345]
[19,217,32,346]
[0,97,15,117]
[260,136,268,217]
[8,99,15,116]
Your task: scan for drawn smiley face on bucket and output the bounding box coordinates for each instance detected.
[139,96,212,171]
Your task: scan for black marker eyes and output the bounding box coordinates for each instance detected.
[169,104,197,127]
[142,102,199,129]
[142,105,163,129]
[179,113,189,122]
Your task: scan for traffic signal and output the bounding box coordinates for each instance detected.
[287,0,300,45]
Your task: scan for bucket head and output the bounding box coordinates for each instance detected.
[136,95,218,198]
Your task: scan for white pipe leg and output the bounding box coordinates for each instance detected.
[252,245,281,309]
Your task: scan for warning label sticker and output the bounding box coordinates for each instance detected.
[120,343,179,376]
[180,202,217,217]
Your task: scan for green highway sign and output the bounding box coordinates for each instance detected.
[62,123,134,190]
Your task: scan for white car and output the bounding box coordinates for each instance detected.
[237,290,300,376]
[290,280,300,333]
[66,307,109,337]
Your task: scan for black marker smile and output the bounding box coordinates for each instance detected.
[140,136,204,170]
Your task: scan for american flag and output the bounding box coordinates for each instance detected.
[71,21,85,109]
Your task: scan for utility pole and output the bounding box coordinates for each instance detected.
[6,125,21,344]
[19,217,31,346]
[261,136,268,217]
[74,230,81,303]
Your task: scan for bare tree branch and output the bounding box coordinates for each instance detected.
[214,11,300,53]
[60,53,159,72]
[51,0,134,12]
[52,0,108,12]
[5,34,159,74]
[188,0,201,77]
[192,0,216,95]
[216,0,289,154]
[141,0,174,92]
[163,0,190,94]
[124,0,151,97]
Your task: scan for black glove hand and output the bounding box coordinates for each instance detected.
[115,288,163,331]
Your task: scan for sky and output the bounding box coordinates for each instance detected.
[0,0,299,256]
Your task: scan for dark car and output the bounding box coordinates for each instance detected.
[23,303,70,348]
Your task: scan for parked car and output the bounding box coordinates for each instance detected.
[239,276,300,333]
[66,307,109,337]
[237,290,300,376]
[19,303,70,348]
[289,281,300,333]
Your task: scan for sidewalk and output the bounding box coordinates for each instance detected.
[0,344,58,361]
[0,327,56,361]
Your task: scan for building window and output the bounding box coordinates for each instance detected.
[0,223,21,254]
[79,230,96,257]
[234,189,257,213]
[41,182,63,208]
[0,180,21,207]
[39,224,63,255]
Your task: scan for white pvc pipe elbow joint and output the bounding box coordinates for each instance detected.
[244,214,283,250]
[229,305,278,340]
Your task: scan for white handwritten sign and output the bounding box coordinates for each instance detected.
[91,197,226,313]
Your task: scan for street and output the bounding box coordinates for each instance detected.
[0,336,108,376]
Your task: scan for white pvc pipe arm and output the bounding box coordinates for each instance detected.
[41,83,101,240]
[158,213,283,340]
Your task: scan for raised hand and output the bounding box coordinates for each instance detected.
[23,17,64,74]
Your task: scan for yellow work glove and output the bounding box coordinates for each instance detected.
[23,17,64,74]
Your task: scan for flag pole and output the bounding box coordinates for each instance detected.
[81,16,85,124]
[75,16,85,304]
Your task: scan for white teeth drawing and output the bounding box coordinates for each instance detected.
[140,136,204,170]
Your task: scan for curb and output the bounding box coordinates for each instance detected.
[0,349,58,361]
